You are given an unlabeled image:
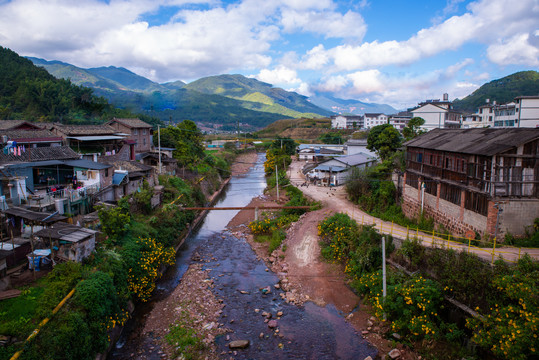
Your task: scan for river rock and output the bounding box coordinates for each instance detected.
[268,320,278,328]
[261,311,272,319]
[392,333,401,340]
[364,357,373,360]
[388,349,401,359]
[277,311,283,317]
[229,340,250,349]
[274,283,280,289]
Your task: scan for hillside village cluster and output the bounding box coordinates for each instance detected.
[0,93,538,292]
[331,94,539,130]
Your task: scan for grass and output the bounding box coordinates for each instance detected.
[165,311,206,360]
[0,285,45,337]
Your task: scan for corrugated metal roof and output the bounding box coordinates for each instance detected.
[313,165,347,172]
[67,135,125,141]
[112,172,128,185]
[404,128,539,156]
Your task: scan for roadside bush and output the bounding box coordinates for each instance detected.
[384,276,443,341]
[318,214,393,279]
[467,255,539,360]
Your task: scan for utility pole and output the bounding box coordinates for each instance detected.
[158,125,162,174]
[276,164,279,201]
[382,236,387,320]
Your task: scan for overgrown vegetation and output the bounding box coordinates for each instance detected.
[0,138,239,360]
[320,214,539,359]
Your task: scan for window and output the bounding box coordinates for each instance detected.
[143,129,147,135]
[440,183,461,205]
[133,129,138,135]
[406,172,419,189]
[105,168,109,177]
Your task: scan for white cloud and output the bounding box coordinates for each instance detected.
[310,0,539,72]
[300,45,330,70]
[255,65,301,85]
[346,70,385,94]
[486,32,539,66]
[315,60,479,109]
[280,9,366,40]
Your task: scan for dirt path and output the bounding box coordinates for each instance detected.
[289,159,539,263]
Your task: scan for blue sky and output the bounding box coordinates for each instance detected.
[0,0,537,110]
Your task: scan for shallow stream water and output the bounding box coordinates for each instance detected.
[109,153,376,359]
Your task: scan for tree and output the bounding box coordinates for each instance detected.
[270,137,297,156]
[318,132,344,144]
[367,124,402,161]
[157,120,205,167]
[402,117,426,141]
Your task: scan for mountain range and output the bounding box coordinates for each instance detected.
[28,57,397,130]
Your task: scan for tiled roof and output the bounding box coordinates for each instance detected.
[52,124,116,136]
[99,159,153,173]
[0,120,43,130]
[109,118,152,128]
[3,129,62,141]
[0,146,79,164]
[404,128,539,156]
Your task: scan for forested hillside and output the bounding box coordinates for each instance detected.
[453,70,539,111]
[0,47,161,126]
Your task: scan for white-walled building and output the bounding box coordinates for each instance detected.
[331,115,364,129]
[389,111,412,130]
[411,94,461,131]
[462,96,539,129]
[364,113,388,129]
[515,96,539,128]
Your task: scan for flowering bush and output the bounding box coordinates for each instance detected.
[466,255,539,360]
[125,237,176,301]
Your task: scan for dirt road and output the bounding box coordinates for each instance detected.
[289,159,539,263]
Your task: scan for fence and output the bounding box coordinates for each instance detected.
[346,211,530,264]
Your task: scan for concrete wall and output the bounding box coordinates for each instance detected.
[498,199,539,236]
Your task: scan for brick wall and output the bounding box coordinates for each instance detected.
[402,184,488,237]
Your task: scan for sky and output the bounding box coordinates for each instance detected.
[0,0,538,110]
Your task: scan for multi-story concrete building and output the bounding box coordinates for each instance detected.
[331,115,364,129]
[364,113,388,129]
[411,93,461,131]
[401,128,539,238]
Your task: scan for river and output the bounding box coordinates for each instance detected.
[109,153,377,359]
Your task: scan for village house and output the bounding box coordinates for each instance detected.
[0,120,43,131]
[106,118,154,153]
[461,96,539,129]
[331,115,364,129]
[344,139,377,158]
[305,152,377,186]
[364,113,388,129]
[400,128,539,238]
[411,94,462,131]
[0,146,113,215]
[50,123,126,155]
[1,129,63,148]
[35,222,97,263]
[388,111,412,130]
